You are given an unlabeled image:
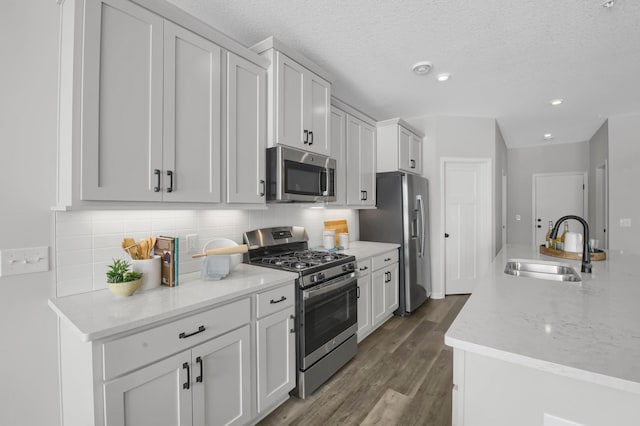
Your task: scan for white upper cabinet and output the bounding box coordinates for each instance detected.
[377,119,424,175]
[226,52,267,203]
[345,114,376,207]
[163,21,222,203]
[81,0,164,201]
[252,37,332,156]
[330,107,347,206]
[56,0,269,209]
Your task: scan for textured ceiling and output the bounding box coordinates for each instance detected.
[167,0,640,148]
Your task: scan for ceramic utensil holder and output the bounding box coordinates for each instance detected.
[338,233,349,249]
[131,255,161,291]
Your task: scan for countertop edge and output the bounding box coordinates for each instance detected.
[49,271,297,343]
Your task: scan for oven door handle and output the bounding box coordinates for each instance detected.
[303,272,356,300]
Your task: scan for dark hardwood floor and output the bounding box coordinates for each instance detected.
[259,294,470,426]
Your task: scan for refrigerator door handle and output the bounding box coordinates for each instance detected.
[416,195,425,258]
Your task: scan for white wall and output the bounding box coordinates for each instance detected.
[407,116,497,298]
[608,114,640,254]
[507,142,590,246]
[0,1,61,425]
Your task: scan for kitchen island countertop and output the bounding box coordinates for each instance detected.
[49,264,298,342]
[445,244,640,394]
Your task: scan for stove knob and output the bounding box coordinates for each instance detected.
[348,263,355,270]
[342,264,348,272]
[310,275,317,283]
[318,273,325,282]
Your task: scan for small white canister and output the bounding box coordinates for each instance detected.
[338,233,349,249]
[323,230,336,249]
[564,232,584,253]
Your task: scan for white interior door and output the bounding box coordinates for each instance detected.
[533,173,585,247]
[443,160,491,295]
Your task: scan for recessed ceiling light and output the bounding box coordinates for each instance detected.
[550,98,563,106]
[544,133,554,140]
[602,0,615,8]
[436,73,451,82]
[412,61,433,75]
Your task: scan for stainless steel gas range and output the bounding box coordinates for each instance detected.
[244,226,358,399]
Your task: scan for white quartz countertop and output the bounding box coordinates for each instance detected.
[49,264,298,342]
[338,241,400,260]
[445,244,640,394]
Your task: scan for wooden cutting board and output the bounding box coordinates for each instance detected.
[324,219,349,245]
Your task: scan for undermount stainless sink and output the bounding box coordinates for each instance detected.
[504,259,582,282]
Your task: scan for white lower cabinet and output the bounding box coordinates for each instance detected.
[104,325,250,426]
[256,307,296,413]
[356,250,399,342]
[57,282,296,426]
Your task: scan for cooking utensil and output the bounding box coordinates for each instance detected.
[192,244,249,258]
[122,238,139,259]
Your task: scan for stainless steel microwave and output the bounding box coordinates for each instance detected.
[266,146,336,202]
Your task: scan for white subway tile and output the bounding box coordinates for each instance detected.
[93,220,125,235]
[57,220,93,237]
[57,278,94,297]
[57,249,93,268]
[57,235,92,252]
[94,234,125,250]
[57,263,93,283]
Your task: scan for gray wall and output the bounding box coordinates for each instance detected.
[588,120,609,247]
[608,114,640,254]
[408,116,497,298]
[495,124,508,255]
[0,1,61,425]
[507,142,590,246]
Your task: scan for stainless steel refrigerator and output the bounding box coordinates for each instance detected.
[359,172,431,315]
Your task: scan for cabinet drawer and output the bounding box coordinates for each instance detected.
[255,284,295,319]
[356,257,372,277]
[102,298,250,380]
[372,250,399,270]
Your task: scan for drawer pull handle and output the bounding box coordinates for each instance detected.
[384,258,391,261]
[270,296,287,304]
[196,356,203,383]
[359,266,368,271]
[183,362,190,390]
[179,325,206,339]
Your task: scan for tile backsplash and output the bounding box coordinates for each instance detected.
[55,206,359,297]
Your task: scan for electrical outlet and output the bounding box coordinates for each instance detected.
[186,234,198,253]
[0,246,49,277]
[515,214,521,221]
[620,218,632,227]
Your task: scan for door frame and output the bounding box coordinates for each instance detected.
[531,171,588,249]
[595,160,608,249]
[440,157,493,295]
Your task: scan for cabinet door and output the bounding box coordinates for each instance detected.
[385,263,399,313]
[192,325,251,426]
[82,0,163,201]
[371,268,387,326]
[305,73,331,156]
[356,274,372,342]
[410,133,422,174]
[227,52,267,203]
[345,115,363,205]
[398,126,412,172]
[256,308,296,413]
[103,351,192,426]
[163,21,221,202]
[275,52,305,149]
[330,107,347,206]
[360,122,377,206]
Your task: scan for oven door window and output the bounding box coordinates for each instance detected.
[284,160,324,196]
[303,282,357,357]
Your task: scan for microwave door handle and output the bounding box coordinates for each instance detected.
[320,169,327,195]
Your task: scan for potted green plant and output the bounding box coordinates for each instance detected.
[106,258,143,297]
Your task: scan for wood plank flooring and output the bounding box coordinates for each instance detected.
[258,294,469,426]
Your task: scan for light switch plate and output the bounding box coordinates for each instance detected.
[0,246,49,277]
[186,234,198,254]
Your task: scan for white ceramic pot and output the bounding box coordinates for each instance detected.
[131,255,162,291]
